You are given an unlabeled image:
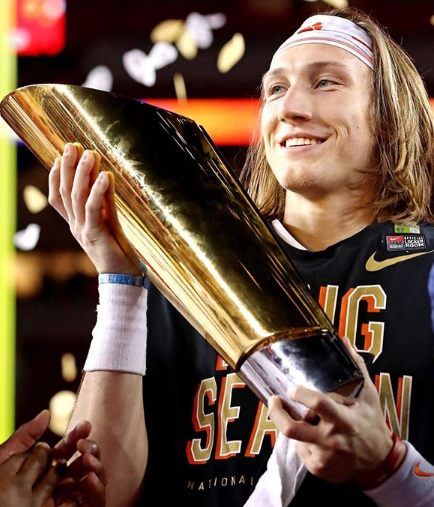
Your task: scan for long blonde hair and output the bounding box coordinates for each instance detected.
[240,8,434,224]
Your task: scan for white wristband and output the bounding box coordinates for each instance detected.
[84,282,148,375]
[365,441,434,507]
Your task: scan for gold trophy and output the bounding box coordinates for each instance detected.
[0,84,364,419]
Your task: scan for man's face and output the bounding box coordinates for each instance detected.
[261,43,375,202]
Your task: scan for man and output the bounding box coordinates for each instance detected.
[48,7,434,507]
[242,9,434,506]
[0,409,106,506]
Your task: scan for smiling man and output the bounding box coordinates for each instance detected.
[47,7,434,507]
[261,42,376,251]
[241,8,434,507]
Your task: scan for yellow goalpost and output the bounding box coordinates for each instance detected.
[0,0,17,442]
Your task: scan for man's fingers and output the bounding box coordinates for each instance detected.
[48,158,69,221]
[268,396,308,440]
[267,396,319,443]
[341,336,370,377]
[89,150,101,187]
[288,385,343,421]
[72,150,97,225]
[85,171,110,231]
[340,337,381,405]
[268,391,344,444]
[104,171,121,230]
[59,143,79,220]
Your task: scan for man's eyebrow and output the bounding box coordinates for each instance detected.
[261,61,352,84]
[261,67,285,85]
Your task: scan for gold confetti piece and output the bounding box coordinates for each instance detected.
[151,19,185,43]
[23,185,48,213]
[173,73,187,101]
[217,33,245,74]
[176,30,198,60]
[61,353,77,382]
[323,0,349,8]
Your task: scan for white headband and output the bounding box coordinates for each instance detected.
[272,15,374,70]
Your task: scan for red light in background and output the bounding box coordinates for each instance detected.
[147,98,434,146]
[145,98,260,146]
[15,0,66,56]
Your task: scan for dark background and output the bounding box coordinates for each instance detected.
[14,0,434,443]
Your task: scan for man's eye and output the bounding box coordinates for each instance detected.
[269,85,285,96]
[317,79,335,88]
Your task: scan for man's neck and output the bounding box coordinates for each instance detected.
[282,193,377,251]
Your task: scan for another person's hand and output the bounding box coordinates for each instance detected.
[52,420,106,507]
[0,414,106,507]
[0,441,61,507]
[268,337,403,485]
[0,410,50,465]
[48,143,141,276]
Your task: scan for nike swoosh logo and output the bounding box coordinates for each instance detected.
[365,250,434,272]
[414,462,434,477]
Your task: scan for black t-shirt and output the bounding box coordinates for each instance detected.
[141,221,434,507]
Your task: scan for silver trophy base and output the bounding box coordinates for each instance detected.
[238,331,364,420]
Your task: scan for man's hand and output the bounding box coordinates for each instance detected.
[48,144,141,276]
[268,337,397,484]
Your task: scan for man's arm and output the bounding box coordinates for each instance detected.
[48,143,149,507]
[68,372,147,507]
[363,441,434,507]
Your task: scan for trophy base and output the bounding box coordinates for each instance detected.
[238,331,364,421]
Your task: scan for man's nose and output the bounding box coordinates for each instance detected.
[277,86,313,123]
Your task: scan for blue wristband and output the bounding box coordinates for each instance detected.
[98,273,146,287]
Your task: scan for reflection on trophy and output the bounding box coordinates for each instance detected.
[0,84,364,419]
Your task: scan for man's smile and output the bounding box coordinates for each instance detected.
[283,137,324,147]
